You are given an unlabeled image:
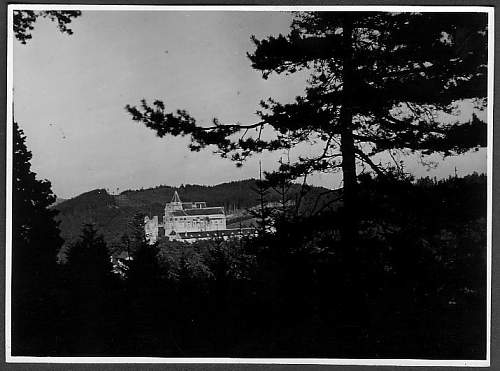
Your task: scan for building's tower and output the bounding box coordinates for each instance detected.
[171,190,181,203]
[165,190,183,212]
[164,190,183,236]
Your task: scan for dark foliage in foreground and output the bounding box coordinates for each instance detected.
[11,123,64,355]
[13,171,486,359]
[14,10,81,44]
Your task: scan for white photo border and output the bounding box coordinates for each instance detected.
[5,4,494,367]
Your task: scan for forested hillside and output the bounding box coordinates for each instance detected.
[54,179,338,251]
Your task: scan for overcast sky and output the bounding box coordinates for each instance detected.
[13,10,487,199]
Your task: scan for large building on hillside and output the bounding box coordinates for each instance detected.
[145,191,253,243]
[163,191,227,234]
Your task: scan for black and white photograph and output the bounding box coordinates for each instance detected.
[6,4,493,366]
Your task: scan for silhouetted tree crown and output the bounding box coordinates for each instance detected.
[127,242,161,288]
[65,224,113,286]
[13,10,81,44]
[13,122,62,282]
[12,122,64,354]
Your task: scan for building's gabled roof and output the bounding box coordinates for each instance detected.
[184,207,224,216]
[181,201,207,210]
[169,207,224,217]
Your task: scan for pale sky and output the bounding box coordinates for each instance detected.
[13,10,487,199]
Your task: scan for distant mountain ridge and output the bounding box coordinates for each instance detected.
[54,179,337,249]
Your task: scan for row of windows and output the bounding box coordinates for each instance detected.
[169,220,225,225]
[167,217,225,222]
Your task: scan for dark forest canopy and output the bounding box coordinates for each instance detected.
[12,123,64,354]
[52,172,487,358]
[126,11,488,212]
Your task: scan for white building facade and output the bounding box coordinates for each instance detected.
[144,191,228,243]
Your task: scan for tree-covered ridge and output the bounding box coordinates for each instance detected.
[54,179,338,249]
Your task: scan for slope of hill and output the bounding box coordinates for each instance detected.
[52,197,67,206]
[54,179,339,250]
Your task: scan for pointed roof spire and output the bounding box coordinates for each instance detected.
[172,190,181,203]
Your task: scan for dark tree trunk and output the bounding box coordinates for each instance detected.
[331,16,366,340]
[339,14,358,243]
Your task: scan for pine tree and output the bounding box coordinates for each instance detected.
[65,224,113,287]
[249,164,272,236]
[11,122,64,355]
[265,157,294,220]
[127,212,148,255]
[64,224,114,354]
[127,241,161,288]
[125,213,164,354]
[248,12,487,232]
[125,11,488,242]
